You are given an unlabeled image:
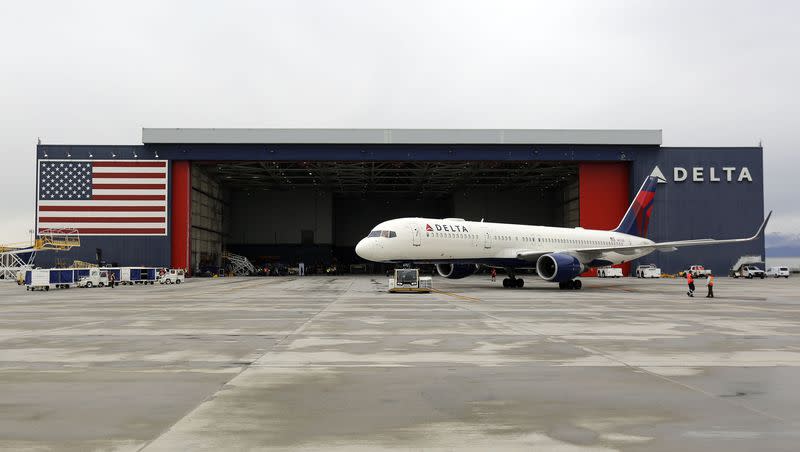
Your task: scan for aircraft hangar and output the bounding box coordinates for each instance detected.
[34,128,765,275]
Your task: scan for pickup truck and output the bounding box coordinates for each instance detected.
[685,265,711,278]
[636,264,661,278]
[731,265,766,279]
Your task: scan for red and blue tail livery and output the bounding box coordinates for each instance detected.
[613,175,659,238]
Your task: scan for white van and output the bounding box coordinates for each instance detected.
[766,267,790,278]
[158,269,185,285]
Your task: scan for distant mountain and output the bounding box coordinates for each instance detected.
[766,233,800,257]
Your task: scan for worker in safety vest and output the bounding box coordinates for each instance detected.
[686,272,695,297]
[706,273,714,298]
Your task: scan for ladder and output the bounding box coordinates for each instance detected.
[222,251,256,276]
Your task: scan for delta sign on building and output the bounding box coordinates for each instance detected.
[34,129,765,275]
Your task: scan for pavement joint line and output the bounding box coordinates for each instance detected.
[430,288,481,302]
[0,282,268,342]
[538,291,789,315]
[440,296,791,424]
[0,319,107,342]
[136,279,355,452]
[178,277,289,295]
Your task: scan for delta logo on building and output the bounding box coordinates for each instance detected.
[426,223,469,233]
[650,166,753,183]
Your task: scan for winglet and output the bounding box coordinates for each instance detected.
[753,211,772,239]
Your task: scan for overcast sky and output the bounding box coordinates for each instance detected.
[1,0,797,243]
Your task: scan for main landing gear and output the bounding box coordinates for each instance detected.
[502,270,524,288]
[558,280,582,290]
[502,277,524,288]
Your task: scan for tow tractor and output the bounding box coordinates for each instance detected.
[388,268,432,293]
[636,264,662,278]
[597,266,623,278]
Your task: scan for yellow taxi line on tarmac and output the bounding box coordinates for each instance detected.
[431,288,481,303]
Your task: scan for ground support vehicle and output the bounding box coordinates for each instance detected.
[731,265,765,279]
[113,267,157,285]
[24,268,91,290]
[686,265,712,278]
[597,267,623,278]
[388,268,431,293]
[636,264,661,278]
[766,267,790,278]
[158,269,185,285]
[77,268,109,288]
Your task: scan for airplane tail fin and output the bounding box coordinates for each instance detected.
[612,174,661,237]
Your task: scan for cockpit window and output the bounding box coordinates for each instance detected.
[367,230,397,238]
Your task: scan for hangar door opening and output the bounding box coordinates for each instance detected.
[191,161,579,273]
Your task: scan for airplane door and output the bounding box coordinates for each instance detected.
[483,229,492,249]
[412,224,421,246]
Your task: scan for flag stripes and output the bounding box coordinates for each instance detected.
[37,160,169,236]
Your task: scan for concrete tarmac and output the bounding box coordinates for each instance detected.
[1,275,799,451]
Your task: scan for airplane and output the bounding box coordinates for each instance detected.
[355,174,772,290]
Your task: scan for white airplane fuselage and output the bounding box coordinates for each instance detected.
[355,175,770,289]
[355,217,654,268]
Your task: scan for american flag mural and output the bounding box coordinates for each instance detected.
[37,160,168,235]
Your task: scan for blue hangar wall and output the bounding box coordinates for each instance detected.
[630,147,765,274]
[34,143,764,274]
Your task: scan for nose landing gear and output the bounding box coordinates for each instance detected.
[558,280,582,290]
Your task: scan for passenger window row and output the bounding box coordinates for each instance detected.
[427,232,477,239]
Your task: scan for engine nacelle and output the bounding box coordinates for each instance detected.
[436,263,479,279]
[536,253,584,282]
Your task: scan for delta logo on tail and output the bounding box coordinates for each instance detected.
[613,175,659,238]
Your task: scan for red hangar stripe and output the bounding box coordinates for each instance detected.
[36,160,168,235]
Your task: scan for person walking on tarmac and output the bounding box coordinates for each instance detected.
[490,268,497,282]
[686,272,695,297]
[706,272,715,298]
[108,271,116,289]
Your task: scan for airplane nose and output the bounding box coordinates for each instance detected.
[355,239,368,260]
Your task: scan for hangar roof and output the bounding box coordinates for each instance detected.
[142,128,662,146]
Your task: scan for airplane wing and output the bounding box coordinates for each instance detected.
[517,211,771,261]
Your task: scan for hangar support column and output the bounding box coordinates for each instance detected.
[171,161,191,272]
[579,162,630,276]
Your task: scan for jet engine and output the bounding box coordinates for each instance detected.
[536,253,584,282]
[435,263,479,279]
